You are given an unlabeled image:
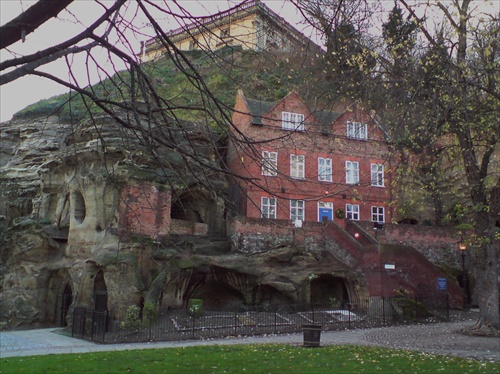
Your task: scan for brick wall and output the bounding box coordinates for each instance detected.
[119,182,172,239]
[356,221,465,268]
[170,219,208,236]
[377,244,463,304]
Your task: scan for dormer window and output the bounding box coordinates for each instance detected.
[347,121,367,140]
[282,112,305,131]
[220,27,230,38]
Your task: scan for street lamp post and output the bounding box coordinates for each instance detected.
[458,237,468,308]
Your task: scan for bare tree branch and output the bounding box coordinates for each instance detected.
[0,0,74,50]
[0,0,126,76]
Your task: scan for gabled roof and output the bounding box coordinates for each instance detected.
[245,97,340,126]
[246,98,276,125]
[311,110,341,126]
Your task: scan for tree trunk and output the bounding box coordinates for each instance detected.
[472,239,499,333]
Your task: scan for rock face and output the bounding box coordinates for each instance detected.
[0,114,192,325]
[0,113,465,330]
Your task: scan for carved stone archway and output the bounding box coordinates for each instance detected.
[59,282,73,326]
[94,270,108,311]
[47,269,73,326]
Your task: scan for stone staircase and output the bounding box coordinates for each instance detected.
[322,220,464,308]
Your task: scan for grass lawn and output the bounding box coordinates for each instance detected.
[1,344,498,373]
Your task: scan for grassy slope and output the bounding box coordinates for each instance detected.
[14,48,328,123]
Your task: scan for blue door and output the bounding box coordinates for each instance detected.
[318,202,333,222]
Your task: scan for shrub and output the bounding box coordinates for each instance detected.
[329,297,341,309]
[393,288,431,320]
[120,305,141,330]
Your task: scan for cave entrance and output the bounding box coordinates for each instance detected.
[253,284,291,306]
[170,191,204,223]
[94,271,108,311]
[60,282,73,326]
[310,275,349,306]
[47,271,72,326]
[189,280,245,309]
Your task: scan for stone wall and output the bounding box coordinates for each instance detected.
[228,216,323,253]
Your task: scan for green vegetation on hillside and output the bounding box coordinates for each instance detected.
[15,48,325,124]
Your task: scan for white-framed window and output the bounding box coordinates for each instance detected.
[318,158,332,182]
[371,206,385,223]
[346,204,360,220]
[282,112,305,131]
[262,151,278,176]
[290,154,305,179]
[290,200,305,222]
[261,197,277,219]
[347,121,367,140]
[345,161,359,184]
[371,163,385,187]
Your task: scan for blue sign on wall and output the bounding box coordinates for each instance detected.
[437,277,447,291]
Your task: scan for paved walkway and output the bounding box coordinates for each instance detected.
[1,312,498,362]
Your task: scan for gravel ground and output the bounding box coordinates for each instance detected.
[1,309,498,362]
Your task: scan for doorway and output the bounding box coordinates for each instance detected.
[94,271,108,311]
[59,282,73,326]
[318,202,334,222]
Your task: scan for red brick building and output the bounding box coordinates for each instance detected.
[228,90,395,226]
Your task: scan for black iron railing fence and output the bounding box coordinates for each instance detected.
[72,293,449,344]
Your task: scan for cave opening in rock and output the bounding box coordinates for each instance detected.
[310,275,350,306]
[253,284,291,306]
[94,270,108,311]
[73,190,86,224]
[188,280,245,309]
[170,191,204,223]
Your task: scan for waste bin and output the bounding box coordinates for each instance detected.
[302,324,321,347]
